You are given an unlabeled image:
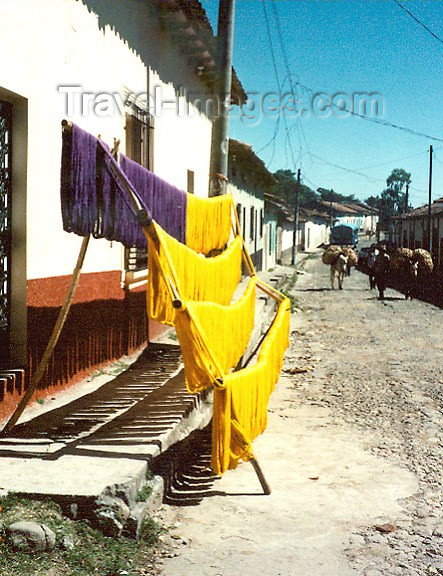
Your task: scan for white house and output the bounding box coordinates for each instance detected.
[0,0,244,421]
[228,140,275,272]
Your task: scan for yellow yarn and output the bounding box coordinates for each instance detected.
[186,193,234,254]
[143,216,290,477]
[211,297,291,475]
[146,222,243,325]
[175,277,257,394]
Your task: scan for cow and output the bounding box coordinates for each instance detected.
[330,253,348,290]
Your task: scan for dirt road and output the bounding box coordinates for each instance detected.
[153,253,443,576]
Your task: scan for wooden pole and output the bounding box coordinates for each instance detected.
[209,0,236,196]
[428,145,433,254]
[291,168,301,265]
[250,457,271,495]
[1,235,90,435]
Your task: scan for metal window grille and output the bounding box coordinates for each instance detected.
[125,108,150,272]
[0,101,12,366]
[250,206,255,241]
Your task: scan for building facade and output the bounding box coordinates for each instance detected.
[0,0,244,420]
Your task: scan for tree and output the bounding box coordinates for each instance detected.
[382,168,411,216]
[365,195,380,209]
[366,169,412,226]
[273,169,318,209]
[318,187,356,204]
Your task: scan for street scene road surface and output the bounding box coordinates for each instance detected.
[153,250,443,576]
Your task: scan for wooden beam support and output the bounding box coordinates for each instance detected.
[1,235,90,435]
[250,457,271,495]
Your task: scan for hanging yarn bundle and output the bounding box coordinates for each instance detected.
[174,277,257,393]
[145,223,243,326]
[186,193,234,254]
[60,122,292,479]
[211,296,291,475]
[120,154,187,245]
[60,123,98,237]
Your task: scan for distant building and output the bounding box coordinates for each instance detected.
[228,140,275,271]
[391,198,443,270]
[319,200,378,235]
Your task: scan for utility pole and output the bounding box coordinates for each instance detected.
[428,145,433,254]
[405,183,409,213]
[209,0,236,197]
[291,169,301,265]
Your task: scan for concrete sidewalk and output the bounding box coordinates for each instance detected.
[0,265,294,529]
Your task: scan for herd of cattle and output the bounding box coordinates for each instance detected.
[322,244,434,301]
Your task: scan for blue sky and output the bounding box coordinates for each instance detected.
[203,0,443,206]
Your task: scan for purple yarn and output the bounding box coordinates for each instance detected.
[61,123,98,236]
[120,154,187,244]
[61,124,187,249]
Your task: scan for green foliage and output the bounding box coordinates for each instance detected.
[281,288,297,312]
[281,272,298,312]
[136,483,153,502]
[0,494,161,576]
[365,168,412,222]
[139,516,164,547]
[317,187,356,204]
[273,169,319,209]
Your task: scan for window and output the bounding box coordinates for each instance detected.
[260,209,264,238]
[236,203,242,234]
[242,207,246,238]
[125,113,148,167]
[187,170,195,194]
[250,206,255,241]
[125,106,151,272]
[0,101,12,365]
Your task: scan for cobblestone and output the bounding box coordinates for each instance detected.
[293,253,443,575]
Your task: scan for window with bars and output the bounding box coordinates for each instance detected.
[250,206,255,241]
[236,203,242,234]
[125,107,151,273]
[0,101,12,365]
[187,170,194,194]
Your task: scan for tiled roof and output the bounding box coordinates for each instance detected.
[229,139,275,187]
[155,0,246,101]
[394,200,443,219]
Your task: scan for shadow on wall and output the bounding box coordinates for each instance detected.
[80,0,218,111]
[0,291,148,422]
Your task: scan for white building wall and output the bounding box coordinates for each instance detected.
[304,221,329,251]
[281,222,294,253]
[228,183,264,263]
[263,221,277,270]
[0,0,213,281]
[150,71,211,197]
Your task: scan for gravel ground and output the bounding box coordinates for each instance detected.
[152,251,442,576]
[291,254,443,576]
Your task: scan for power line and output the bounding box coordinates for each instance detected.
[310,152,387,184]
[295,81,443,144]
[271,3,311,166]
[261,0,298,173]
[393,0,443,46]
